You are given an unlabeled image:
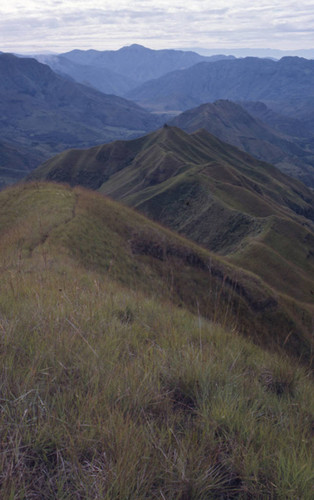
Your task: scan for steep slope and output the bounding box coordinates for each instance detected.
[60,44,234,86]
[30,127,314,354]
[239,100,313,139]
[0,139,46,189]
[126,56,314,116]
[169,100,314,187]
[35,54,137,95]
[1,181,313,364]
[0,182,312,498]
[0,53,161,179]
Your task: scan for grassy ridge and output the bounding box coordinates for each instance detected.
[1,182,313,363]
[29,127,314,307]
[1,225,313,497]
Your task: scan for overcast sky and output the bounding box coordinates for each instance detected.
[1,0,314,54]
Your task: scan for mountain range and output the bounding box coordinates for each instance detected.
[0,53,161,186]
[30,125,314,363]
[2,48,313,190]
[35,54,137,96]
[238,100,313,139]
[126,56,314,118]
[169,100,314,187]
[36,44,234,96]
[1,43,313,496]
[190,46,314,59]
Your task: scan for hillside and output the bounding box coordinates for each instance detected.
[0,139,46,189]
[0,53,161,183]
[0,182,312,498]
[2,181,313,360]
[30,128,314,361]
[169,100,314,187]
[126,56,314,117]
[239,100,313,139]
[35,54,137,96]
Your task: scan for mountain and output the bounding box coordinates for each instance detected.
[239,100,313,139]
[169,100,314,187]
[191,46,314,59]
[35,54,137,95]
[30,126,314,363]
[59,44,234,86]
[0,139,46,189]
[0,53,161,183]
[1,181,312,497]
[126,56,314,114]
[260,97,314,136]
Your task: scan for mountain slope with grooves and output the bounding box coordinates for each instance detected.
[35,54,137,95]
[30,127,314,353]
[1,181,313,364]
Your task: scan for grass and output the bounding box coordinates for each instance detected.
[29,127,314,335]
[0,254,313,498]
[0,181,313,497]
[1,181,313,363]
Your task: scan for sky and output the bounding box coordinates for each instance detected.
[1,0,314,54]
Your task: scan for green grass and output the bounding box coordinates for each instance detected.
[2,182,313,364]
[0,183,314,500]
[0,248,313,498]
[30,126,314,315]
[7,183,314,365]
[0,182,313,497]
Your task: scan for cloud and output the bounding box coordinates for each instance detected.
[0,0,314,53]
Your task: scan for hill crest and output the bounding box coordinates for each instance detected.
[1,181,313,364]
[30,127,314,327]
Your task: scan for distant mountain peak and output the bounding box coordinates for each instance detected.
[56,45,228,86]
[123,43,147,50]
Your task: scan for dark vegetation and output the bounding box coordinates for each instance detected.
[0,140,45,189]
